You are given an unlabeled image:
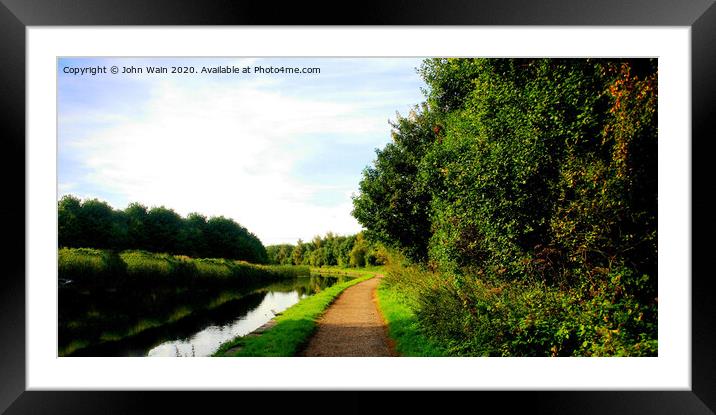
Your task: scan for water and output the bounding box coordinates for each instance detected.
[63,275,347,357]
[147,290,306,357]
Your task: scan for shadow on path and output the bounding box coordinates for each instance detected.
[300,275,395,357]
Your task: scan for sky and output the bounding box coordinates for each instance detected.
[58,57,427,245]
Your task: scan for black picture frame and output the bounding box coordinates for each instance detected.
[1,0,713,413]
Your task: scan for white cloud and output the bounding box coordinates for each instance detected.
[63,77,382,245]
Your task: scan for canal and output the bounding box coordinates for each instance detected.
[60,275,349,356]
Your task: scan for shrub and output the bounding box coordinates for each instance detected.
[401,263,656,356]
[120,250,175,277]
[352,58,657,356]
[58,247,125,282]
[194,258,234,279]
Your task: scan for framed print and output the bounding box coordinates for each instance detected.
[2,0,715,413]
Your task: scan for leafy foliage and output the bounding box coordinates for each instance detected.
[58,195,267,263]
[353,58,658,356]
[352,106,437,261]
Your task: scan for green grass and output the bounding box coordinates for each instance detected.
[310,265,386,278]
[59,247,126,282]
[214,272,378,357]
[60,247,310,282]
[375,279,447,357]
[121,250,175,276]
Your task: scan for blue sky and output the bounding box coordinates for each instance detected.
[58,57,427,245]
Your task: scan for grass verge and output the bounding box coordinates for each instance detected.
[310,265,386,278]
[375,279,447,357]
[59,247,310,283]
[214,272,377,357]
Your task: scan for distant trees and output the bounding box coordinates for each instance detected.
[58,196,116,249]
[349,233,368,267]
[58,195,84,247]
[57,195,268,263]
[266,244,294,265]
[265,231,385,268]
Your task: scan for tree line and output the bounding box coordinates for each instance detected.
[266,232,387,268]
[352,58,658,355]
[58,195,268,263]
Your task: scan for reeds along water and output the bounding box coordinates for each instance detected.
[58,248,313,356]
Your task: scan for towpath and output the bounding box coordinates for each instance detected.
[300,275,395,357]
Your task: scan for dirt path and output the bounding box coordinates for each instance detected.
[300,275,395,357]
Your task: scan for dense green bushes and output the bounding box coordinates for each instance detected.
[58,195,268,263]
[383,253,656,356]
[354,58,657,356]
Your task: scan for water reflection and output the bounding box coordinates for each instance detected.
[61,275,347,357]
[148,291,306,357]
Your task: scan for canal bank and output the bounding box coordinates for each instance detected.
[214,270,378,357]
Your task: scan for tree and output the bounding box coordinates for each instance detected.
[277,245,294,265]
[58,195,83,248]
[57,195,268,263]
[349,233,368,267]
[352,105,437,261]
[267,244,294,265]
[335,235,355,267]
[353,57,657,287]
[322,232,337,265]
[77,198,117,249]
[348,58,658,356]
[183,212,208,257]
[292,239,304,265]
[204,216,267,263]
[145,206,184,254]
[124,202,149,250]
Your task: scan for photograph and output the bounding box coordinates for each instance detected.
[3,2,710,410]
[57,56,658,358]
